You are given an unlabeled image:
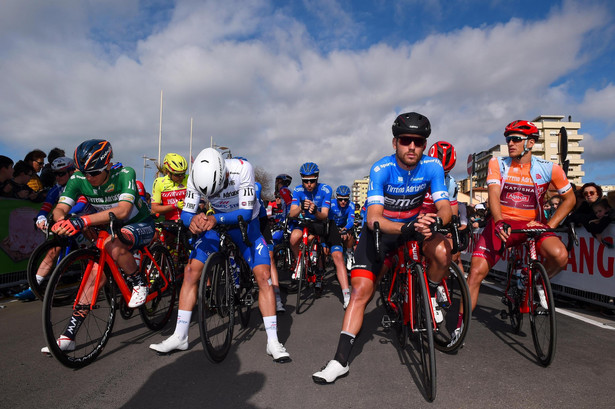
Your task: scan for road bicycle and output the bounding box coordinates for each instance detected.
[376,218,470,401]
[286,216,327,314]
[272,220,296,286]
[499,223,578,366]
[197,216,256,363]
[42,214,176,368]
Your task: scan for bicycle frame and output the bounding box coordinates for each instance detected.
[503,241,538,314]
[73,230,170,310]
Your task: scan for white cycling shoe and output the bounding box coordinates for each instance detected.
[41,335,75,355]
[149,334,189,354]
[128,285,149,308]
[312,360,349,384]
[266,340,291,363]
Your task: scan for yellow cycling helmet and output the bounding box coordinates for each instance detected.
[163,153,188,174]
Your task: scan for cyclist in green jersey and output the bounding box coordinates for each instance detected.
[52,140,155,307]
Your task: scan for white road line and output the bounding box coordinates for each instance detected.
[482,281,615,331]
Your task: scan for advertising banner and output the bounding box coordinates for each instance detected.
[0,199,45,276]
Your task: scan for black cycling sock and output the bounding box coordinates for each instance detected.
[126,270,145,287]
[62,308,88,339]
[333,332,355,366]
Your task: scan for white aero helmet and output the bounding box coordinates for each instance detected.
[191,148,227,196]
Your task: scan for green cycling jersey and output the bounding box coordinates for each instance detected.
[59,167,150,224]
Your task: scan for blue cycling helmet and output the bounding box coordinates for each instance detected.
[336,185,351,197]
[300,162,319,176]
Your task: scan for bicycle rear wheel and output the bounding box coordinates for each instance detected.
[198,252,234,363]
[27,237,69,301]
[411,264,436,402]
[139,244,176,331]
[42,248,116,368]
[434,263,471,353]
[529,262,557,366]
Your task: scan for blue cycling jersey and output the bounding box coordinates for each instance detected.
[255,181,268,218]
[291,182,332,220]
[329,199,356,229]
[37,184,92,218]
[367,154,449,223]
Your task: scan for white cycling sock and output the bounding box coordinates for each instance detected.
[263,315,278,343]
[342,288,351,301]
[174,310,192,340]
[36,274,44,284]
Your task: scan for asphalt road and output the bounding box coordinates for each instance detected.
[1,273,614,409]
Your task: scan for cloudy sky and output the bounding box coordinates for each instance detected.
[1,0,614,196]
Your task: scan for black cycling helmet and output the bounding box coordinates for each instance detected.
[74,139,113,172]
[392,112,431,138]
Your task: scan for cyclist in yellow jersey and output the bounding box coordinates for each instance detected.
[151,153,188,221]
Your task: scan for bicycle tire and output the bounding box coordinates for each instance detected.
[504,261,523,334]
[42,248,116,368]
[27,237,69,301]
[529,262,557,366]
[411,264,436,402]
[273,242,294,279]
[198,252,234,363]
[139,244,177,331]
[237,257,253,328]
[295,252,308,314]
[434,263,471,353]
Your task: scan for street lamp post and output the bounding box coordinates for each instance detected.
[142,155,157,182]
[210,137,232,158]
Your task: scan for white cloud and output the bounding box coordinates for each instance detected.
[579,84,615,122]
[0,0,612,193]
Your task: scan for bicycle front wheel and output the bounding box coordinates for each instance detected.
[139,244,176,331]
[295,254,309,314]
[42,248,116,368]
[529,262,557,366]
[434,263,471,353]
[198,252,234,363]
[27,237,69,301]
[411,264,436,402]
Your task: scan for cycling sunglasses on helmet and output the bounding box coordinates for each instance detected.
[396,136,426,147]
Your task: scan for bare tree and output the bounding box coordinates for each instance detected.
[254,166,274,202]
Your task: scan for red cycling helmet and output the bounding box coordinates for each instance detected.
[504,120,539,139]
[428,141,457,172]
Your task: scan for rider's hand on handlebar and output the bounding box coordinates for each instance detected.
[302,199,316,215]
[494,220,511,242]
[52,216,89,237]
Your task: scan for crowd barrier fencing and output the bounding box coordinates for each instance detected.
[460,222,615,309]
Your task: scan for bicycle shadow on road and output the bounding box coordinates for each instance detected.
[119,349,264,409]
[345,294,434,402]
[471,285,541,365]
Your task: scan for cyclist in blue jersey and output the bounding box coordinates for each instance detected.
[329,185,356,270]
[289,162,351,308]
[149,149,290,362]
[313,112,453,384]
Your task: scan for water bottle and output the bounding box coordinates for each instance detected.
[229,255,240,288]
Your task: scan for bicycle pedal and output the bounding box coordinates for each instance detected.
[244,293,254,306]
[381,315,393,329]
[500,309,508,319]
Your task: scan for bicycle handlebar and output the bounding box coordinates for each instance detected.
[499,223,579,254]
[109,212,134,247]
[212,215,252,247]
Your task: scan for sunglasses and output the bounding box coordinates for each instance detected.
[54,171,68,177]
[583,191,597,197]
[505,136,529,144]
[170,172,186,177]
[338,198,349,202]
[397,136,426,147]
[302,178,317,184]
[35,160,45,166]
[84,169,104,177]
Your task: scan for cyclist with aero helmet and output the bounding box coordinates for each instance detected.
[149,148,291,362]
[313,112,453,384]
[45,140,155,353]
[151,153,189,220]
[329,185,356,270]
[466,120,575,322]
[289,162,351,309]
[15,157,95,301]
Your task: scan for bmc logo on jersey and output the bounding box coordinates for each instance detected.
[384,195,423,209]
